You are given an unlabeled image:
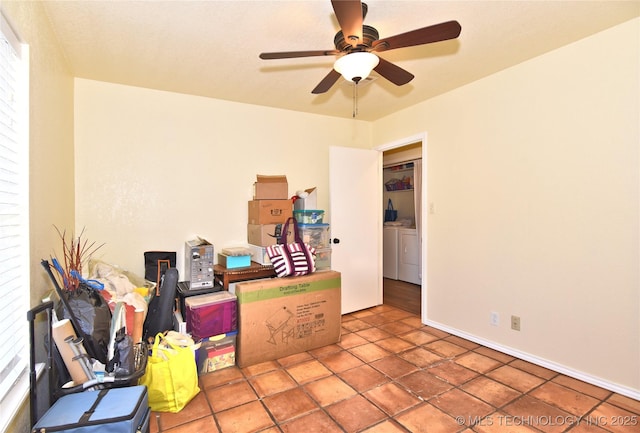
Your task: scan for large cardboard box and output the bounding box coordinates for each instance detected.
[254,175,288,200]
[247,223,294,246]
[248,200,292,225]
[235,270,341,367]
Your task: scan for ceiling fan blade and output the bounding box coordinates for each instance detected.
[312,69,342,94]
[373,57,414,86]
[260,49,340,60]
[372,20,462,52]
[331,0,363,47]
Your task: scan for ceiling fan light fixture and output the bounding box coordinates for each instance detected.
[334,52,379,83]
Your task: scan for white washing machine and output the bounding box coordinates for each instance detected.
[398,228,420,285]
[383,227,399,279]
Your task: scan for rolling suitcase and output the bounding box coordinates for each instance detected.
[31,385,150,433]
[28,293,150,433]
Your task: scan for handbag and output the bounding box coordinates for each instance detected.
[266,217,316,277]
[385,199,398,222]
[138,332,200,413]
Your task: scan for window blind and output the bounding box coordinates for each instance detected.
[0,12,29,407]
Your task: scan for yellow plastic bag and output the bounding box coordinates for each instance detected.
[139,333,200,412]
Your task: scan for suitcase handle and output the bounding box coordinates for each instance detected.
[27,301,55,428]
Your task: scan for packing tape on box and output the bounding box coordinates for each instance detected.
[52,319,92,385]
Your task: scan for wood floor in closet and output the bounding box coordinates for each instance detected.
[382,277,421,316]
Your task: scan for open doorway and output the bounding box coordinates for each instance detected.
[381,141,423,316]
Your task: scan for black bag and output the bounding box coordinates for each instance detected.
[143,267,179,342]
[385,199,398,222]
[54,283,112,365]
[42,260,112,365]
[106,331,135,376]
[144,251,176,294]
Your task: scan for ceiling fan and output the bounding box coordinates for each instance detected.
[259,0,462,94]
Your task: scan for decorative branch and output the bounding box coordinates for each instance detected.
[51,226,105,291]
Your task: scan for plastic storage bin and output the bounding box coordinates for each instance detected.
[314,248,331,270]
[298,223,330,249]
[196,331,237,375]
[293,210,324,224]
[185,291,237,341]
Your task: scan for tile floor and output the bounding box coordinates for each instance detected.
[150,305,639,433]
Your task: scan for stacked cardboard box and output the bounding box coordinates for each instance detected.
[247,175,293,264]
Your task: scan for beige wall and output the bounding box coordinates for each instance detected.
[74,80,371,276]
[2,1,75,432]
[2,1,75,305]
[374,18,639,395]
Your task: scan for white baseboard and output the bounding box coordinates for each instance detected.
[424,320,640,401]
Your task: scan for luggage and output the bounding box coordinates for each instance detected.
[31,385,150,433]
[28,295,150,432]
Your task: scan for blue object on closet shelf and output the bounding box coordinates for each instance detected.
[385,199,398,222]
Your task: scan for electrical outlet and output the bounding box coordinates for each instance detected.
[490,312,499,326]
[511,315,521,331]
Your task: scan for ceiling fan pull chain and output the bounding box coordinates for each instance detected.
[352,82,358,118]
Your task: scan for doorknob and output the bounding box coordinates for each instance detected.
[332,238,340,244]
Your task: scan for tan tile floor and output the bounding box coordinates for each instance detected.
[150,305,640,433]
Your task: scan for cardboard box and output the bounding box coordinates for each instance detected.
[254,175,288,200]
[218,253,251,269]
[235,270,341,367]
[248,200,292,225]
[247,223,294,247]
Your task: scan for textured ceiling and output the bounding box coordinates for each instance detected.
[40,0,639,121]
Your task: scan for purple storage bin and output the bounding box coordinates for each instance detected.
[185,291,237,341]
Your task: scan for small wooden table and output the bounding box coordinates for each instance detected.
[214,262,276,290]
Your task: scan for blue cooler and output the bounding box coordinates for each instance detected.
[32,385,150,433]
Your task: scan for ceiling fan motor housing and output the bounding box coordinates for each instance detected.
[334,25,379,52]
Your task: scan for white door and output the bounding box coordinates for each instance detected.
[329,146,382,314]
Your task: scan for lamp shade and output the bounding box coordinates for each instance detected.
[334,52,380,83]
